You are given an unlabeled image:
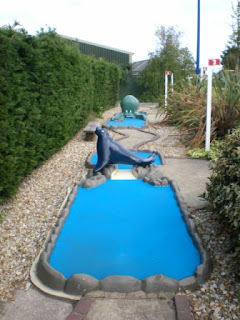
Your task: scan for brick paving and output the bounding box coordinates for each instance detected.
[66,298,93,320]
[175,295,193,320]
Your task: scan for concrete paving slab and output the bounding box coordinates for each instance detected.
[160,158,210,209]
[0,287,73,320]
[85,298,176,320]
[116,129,154,149]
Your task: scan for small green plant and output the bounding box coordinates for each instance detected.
[187,140,222,160]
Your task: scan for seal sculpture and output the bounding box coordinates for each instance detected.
[94,127,155,172]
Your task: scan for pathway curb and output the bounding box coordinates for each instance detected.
[175,295,193,320]
[66,297,93,320]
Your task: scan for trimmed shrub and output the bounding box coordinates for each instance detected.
[0,27,121,202]
[203,129,240,275]
[204,129,240,228]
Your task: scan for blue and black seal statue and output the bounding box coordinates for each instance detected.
[94,127,155,172]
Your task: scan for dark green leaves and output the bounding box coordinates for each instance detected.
[0,27,121,203]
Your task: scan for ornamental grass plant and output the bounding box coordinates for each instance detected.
[158,72,240,148]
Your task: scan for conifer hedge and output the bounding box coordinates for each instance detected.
[0,27,122,202]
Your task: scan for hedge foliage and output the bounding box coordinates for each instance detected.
[203,130,240,229]
[0,26,122,202]
[203,129,240,275]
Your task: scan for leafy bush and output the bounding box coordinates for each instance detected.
[0,26,121,203]
[203,129,240,274]
[138,25,195,102]
[203,129,240,228]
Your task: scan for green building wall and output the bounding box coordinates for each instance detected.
[59,34,133,65]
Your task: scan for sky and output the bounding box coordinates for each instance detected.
[0,0,237,70]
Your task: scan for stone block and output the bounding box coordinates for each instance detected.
[64,274,99,295]
[100,276,141,293]
[37,253,66,290]
[141,274,179,293]
[179,276,198,290]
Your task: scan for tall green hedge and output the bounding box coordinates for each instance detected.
[0,27,121,202]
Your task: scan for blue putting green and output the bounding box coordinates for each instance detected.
[106,118,146,128]
[50,180,200,280]
[90,151,162,169]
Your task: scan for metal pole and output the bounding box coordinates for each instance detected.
[171,73,174,92]
[196,0,201,75]
[205,67,213,151]
[165,73,168,107]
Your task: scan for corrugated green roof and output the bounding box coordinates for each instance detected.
[59,34,133,65]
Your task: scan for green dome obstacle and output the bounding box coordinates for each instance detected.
[111,95,146,121]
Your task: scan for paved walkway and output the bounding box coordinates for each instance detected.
[0,106,210,320]
[0,287,194,320]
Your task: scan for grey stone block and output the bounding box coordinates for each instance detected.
[66,197,75,209]
[59,208,68,218]
[179,276,198,290]
[50,234,58,246]
[192,232,203,252]
[64,274,99,295]
[100,276,141,293]
[46,242,54,255]
[134,167,150,179]
[195,259,212,285]
[161,178,169,186]
[82,174,106,188]
[102,165,117,179]
[186,218,196,235]
[143,176,151,183]
[37,253,66,291]
[71,184,79,196]
[86,169,94,178]
[141,274,179,293]
[179,203,189,218]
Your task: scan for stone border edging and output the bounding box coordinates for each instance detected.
[31,166,211,299]
[102,123,148,130]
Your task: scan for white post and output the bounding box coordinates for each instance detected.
[171,73,174,92]
[165,73,168,107]
[205,67,213,151]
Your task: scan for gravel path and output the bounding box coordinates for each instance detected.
[0,103,239,320]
